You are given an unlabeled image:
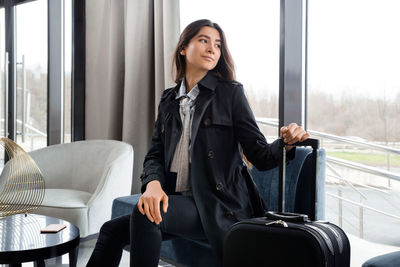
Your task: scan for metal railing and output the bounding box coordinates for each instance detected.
[257,117,400,155]
[256,117,400,238]
[0,118,47,152]
[256,117,400,174]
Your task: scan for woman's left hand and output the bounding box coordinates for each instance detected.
[280,123,310,149]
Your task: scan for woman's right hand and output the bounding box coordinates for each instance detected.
[137,180,169,224]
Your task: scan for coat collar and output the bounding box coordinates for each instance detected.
[173,72,219,94]
[198,72,219,91]
[165,72,219,122]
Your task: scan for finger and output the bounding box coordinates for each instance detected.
[300,132,310,142]
[287,127,304,144]
[283,124,297,140]
[293,126,304,138]
[137,197,145,215]
[286,124,302,137]
[153,198,162,224]
[143,201,154,223]
[148,200,156,223]
[287,123,298,132]
[162,194,169,213]
[283,127,295,143]
[280,126,288,137]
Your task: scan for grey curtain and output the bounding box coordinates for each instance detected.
[86,0,180,193]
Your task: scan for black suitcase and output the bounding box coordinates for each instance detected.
[223,138,351,267]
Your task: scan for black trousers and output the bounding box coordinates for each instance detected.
[86,195,207,267]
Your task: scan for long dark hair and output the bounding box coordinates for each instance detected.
[172,19,235,83]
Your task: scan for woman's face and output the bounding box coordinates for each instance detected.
[180,26,222,75]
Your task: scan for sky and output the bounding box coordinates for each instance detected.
[181,0,400,100]
[15,0,72,73]
[9,0,400,101]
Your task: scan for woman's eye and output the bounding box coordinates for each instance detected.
[216,44,221,48]
[199,39,207,43]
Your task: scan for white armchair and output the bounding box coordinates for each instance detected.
[28,140,133,237]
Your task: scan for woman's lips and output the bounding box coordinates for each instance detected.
[202,56,214,62]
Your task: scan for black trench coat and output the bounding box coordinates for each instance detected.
[139,72,294,260]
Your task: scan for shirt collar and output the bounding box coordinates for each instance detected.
[176,78,200,101]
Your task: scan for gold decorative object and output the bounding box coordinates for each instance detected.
[0,138,45,217]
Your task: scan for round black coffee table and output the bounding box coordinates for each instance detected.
[0,213,80,267]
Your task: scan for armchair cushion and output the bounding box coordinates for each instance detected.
[41,189,92,208]
[111,194,141,219]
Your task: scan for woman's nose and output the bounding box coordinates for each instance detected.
[207,45,215,54]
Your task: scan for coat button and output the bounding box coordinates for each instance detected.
[226,211,235,219]
[216,182,223,191]
[207,150,214,159]
[204,118,211,126]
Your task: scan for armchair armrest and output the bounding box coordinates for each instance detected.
[87,146,133,234]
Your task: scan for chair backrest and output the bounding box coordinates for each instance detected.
[28,140,133,193]
[250,147,326,220]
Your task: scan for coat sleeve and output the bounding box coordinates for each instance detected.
[231,84,295,171]
[139,91,169,193]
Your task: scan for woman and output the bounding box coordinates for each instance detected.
[87,19,309,267]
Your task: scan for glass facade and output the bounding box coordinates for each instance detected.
[0,0,73,152]
[181,0,400,265]
[307,0,400,263]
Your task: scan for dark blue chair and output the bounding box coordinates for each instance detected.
[111,147,326,266]
[362,251,400,267]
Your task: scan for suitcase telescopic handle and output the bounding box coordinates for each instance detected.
[278,137,319,220]
[265,211,309,223]
[279,137,320,150]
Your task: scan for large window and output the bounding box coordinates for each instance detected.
[307,0,400,263]
[180,0,280,138]
[181,0,400,264]
[0,0,74,153]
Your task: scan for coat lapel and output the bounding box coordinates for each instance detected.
[191,73,219,151]
[191,89,215,153]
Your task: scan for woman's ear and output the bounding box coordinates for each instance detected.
[180,49,186,56]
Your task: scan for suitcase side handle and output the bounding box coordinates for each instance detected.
[265,211,309,223]
[279,137,320,150]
